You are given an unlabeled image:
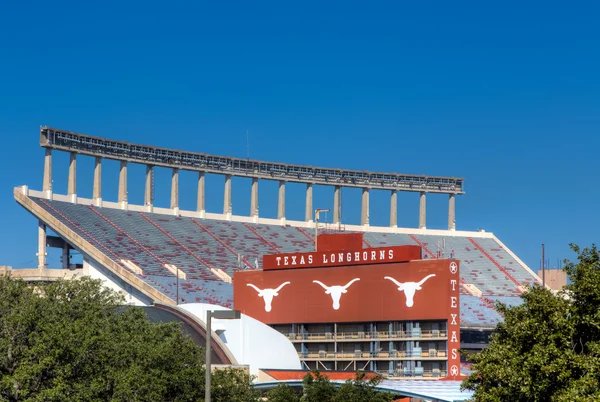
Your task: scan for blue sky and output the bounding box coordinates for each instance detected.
[1,0,598,271]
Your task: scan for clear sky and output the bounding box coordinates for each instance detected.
[1,0,598,271]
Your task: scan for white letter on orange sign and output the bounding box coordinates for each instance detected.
[322,254,328,263]
[450,279,457,291]
[308,255,313,264]
[379,250,385,260]
[388,249,394,259]
[452,348,458,359]
[284,256,289,265]
[300,256,306,265]
[276,257,281,266]
[347,253,352,261]
[451,313,457,325]
[338,253,344,262]
[370,251,376,260]
[451,331,458,343]
[355,252,360,261]
[363,251,368,260]
[291,256,297,265]
[451,296,457,308]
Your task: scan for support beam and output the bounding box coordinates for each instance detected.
[43,149,52,197]
[197,171,205,217]
[333,186,341,224]
[361,188,369,226]
[145,165,154,209]
[119,161,128,208]
[390,190,397,228]
[250,178,259,218]
[62,243,69,269]
[223,174,232,216]
[419,191,427,229]
[305,183,313,222]
[171,168,179,211]
[278,181,286,220]
[448,193,456,231]
[68,152,77,199]
[93,156,102,205]
[37,221,46,269]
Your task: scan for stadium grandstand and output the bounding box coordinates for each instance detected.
[9,126,543,378]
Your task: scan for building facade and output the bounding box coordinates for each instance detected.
[234,233,462,380]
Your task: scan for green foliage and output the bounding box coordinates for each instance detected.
[210,367,260,402]
[462,244,600,401]
[298,370,395,402]
[333,372,395,402]
[301,370,336,402]
[265,383,301,402]
[0,276,207,401]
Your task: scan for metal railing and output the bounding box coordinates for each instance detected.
[284,330,447,341]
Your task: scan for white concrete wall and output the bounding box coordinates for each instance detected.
[84,259,152,306]
[179,303,302,378]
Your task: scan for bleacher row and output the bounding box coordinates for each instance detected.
[32,197,533,327]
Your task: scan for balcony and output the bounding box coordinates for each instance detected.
[298,350,447,360]
[285,330,447,342]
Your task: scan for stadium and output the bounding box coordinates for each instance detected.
[6,126,545,401]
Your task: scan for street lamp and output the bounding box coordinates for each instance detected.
[205,309,241,402]
[314,208,330,251]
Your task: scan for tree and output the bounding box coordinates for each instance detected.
[265,383,301,402]
[210,367,260,402]
[0,276,255,402]
[461,244,600,401]
[333,372,395,402]
[300,370,336,402]
[299,370,396,402]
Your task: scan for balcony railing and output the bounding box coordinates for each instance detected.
[298,350,447,359]
[283,330,447,341]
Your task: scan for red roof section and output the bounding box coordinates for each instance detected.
[262,369,381,381]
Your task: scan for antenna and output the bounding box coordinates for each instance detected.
[246,130,250,160]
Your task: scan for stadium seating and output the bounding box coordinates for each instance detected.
[460,295,504,327]
[30,197,537,327]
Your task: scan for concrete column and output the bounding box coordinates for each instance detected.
[93,157,102,205]
[37,221,46,269]
[145,165,154,210]
[43,149,52,197]
[197,171,205,217]
[333,186,341,224]
[62,243,69,269]
[419,191,427,229]
[68,152,77,200]
[119,161,128,208]
[361,188,370,226]
[250,178,259,218]
[171,168,179,211]
[390,190,397,228]
[305,183,313,222]
[223,174,232,216]
[278,181,286,220]
[448,194,456,231]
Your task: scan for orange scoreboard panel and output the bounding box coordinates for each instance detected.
[234,259,459,325]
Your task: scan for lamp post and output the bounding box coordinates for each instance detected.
[314,208,330,252]
[205,309,241,402]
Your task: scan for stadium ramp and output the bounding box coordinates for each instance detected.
[14,187,174,305]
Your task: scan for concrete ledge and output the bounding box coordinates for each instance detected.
[0,266,82,281]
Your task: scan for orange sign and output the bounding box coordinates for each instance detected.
[262,245,421,270]
[234,258,461,380]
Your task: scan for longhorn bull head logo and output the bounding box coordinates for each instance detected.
[246,282,290,312]
[312,278,360,310]
[384,274,435,307]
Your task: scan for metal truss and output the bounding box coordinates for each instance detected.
[40,126,465,194]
